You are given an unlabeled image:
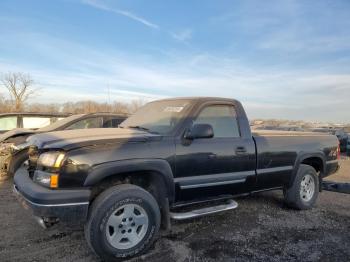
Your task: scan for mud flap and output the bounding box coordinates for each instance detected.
[160,197,171,231]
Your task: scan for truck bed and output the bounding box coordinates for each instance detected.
[252,130,339,189]
[252,130,331,137]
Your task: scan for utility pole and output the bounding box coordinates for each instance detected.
[107,82,111,105]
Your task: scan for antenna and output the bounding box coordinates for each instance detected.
[107,82,111,104]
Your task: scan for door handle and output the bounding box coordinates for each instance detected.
[235,146,247,155]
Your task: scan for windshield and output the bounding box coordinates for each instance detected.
[120,99,192,134]
[38,114,84,132]
[0,116,17,131]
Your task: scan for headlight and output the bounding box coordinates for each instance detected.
[33,171,59,188]
[37,151,65,168]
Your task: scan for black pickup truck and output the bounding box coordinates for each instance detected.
[13,97,340,261]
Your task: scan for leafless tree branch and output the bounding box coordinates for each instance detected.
[1,72,36,111]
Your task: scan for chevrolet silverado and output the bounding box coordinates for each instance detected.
[13,97,340,261]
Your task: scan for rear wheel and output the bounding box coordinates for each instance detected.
[85,184,160,261]
[284,164,319,210]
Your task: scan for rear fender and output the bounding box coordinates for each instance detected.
[289,152,326,189]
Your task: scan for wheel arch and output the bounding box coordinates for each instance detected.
[289,152,326,189]
[84,159,175,204]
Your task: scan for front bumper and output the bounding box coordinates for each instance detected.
[13,167,91,224]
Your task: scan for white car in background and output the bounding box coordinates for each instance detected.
[0,112,69,134]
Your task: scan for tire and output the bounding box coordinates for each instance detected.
[85,184,161,261]
[284,164,319,210]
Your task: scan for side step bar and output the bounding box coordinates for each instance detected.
[172,194,234,208]
[170,199,238,220]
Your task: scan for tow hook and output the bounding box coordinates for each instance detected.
[34,216,59,229]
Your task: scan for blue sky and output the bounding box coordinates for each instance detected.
[0,0,350,122]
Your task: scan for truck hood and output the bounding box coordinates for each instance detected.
[0,128,37,142]
[26,128,161,150]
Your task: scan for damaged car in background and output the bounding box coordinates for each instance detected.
[13,97,340,261]
[0,112,69,177]
[0,113,127,178]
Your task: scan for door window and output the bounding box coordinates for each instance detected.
[103,117,123,128]
[194,105,240,138]
[65,117,103,130]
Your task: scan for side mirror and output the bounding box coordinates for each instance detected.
[185,124,214,140]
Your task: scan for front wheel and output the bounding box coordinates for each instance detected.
[284,164,319,210]
[85,184,161,261]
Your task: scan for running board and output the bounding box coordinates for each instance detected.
[170,199,238,220]
[172,194,234,208]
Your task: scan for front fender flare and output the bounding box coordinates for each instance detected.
[84,159,175,203]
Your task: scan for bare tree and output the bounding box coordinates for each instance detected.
[1,72,36,111]
[128,99,145,113]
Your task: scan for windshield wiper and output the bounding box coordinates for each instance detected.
[127,125,150,131]
[127,126,159,134]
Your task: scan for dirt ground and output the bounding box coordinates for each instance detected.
[0,159,349,262]
[325,156,350,183]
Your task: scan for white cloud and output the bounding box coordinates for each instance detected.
[0,31,349,122]
[2,51,349,122]
[81,0,196,44]
[211,1,350,55]
[171,29,192,42]
[81,0,159,29]
[258,31,350,53]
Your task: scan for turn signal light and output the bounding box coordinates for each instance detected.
[50,174,59,188]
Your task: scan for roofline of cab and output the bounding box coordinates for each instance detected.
[150,96,241,104]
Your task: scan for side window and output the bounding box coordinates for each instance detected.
[103,117,123,128]
[0,116,18,131]
[22,117,51,129]
[65,117,103,130]
[194,105,240,138]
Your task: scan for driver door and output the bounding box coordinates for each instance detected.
[175,103,256,201]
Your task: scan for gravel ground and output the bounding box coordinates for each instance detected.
[0,161,349,262]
